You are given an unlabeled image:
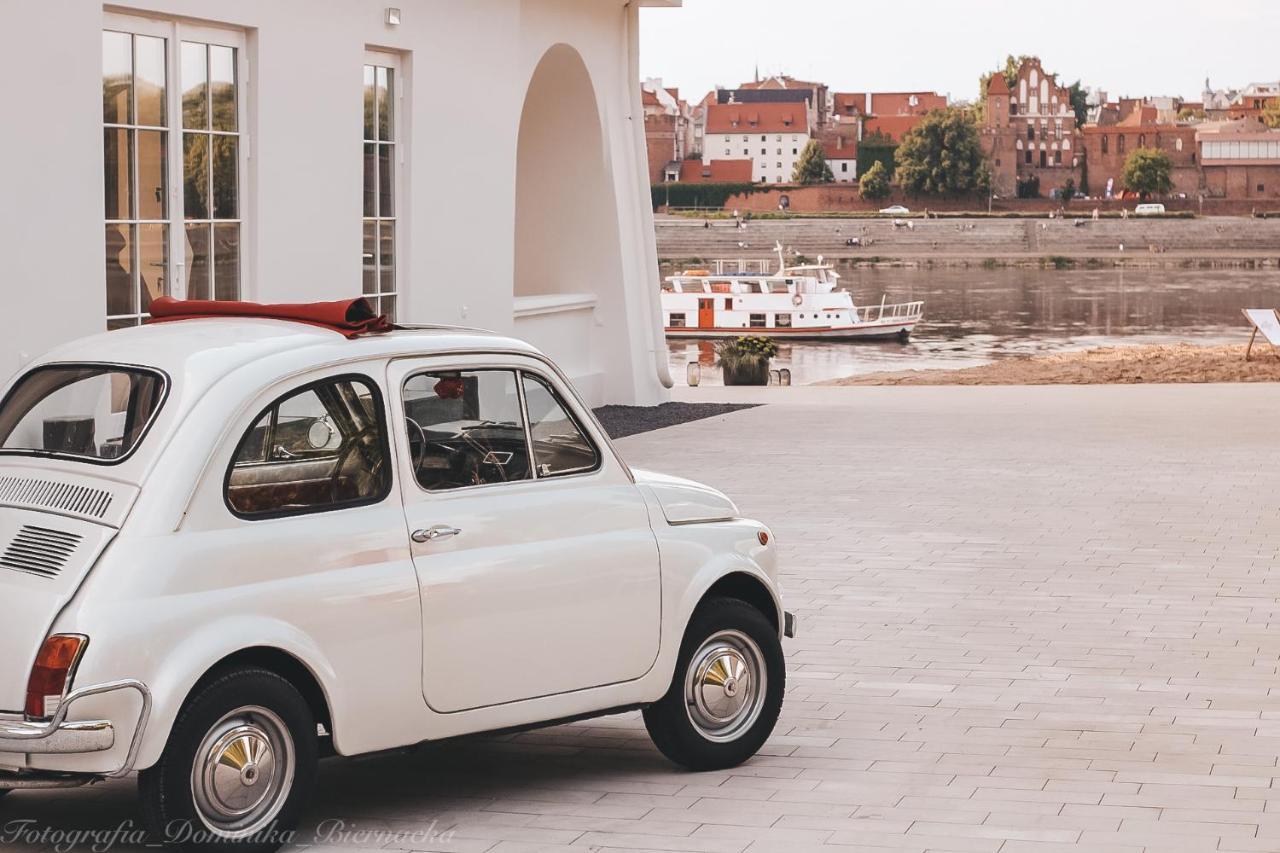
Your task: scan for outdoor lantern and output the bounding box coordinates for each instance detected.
[779,368,792,386]
[687,361,701,387]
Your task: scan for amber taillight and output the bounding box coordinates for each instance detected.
[25,635,86,719]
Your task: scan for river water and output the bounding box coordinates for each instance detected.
[665,265,1280,385]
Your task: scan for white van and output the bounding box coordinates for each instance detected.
[1134,203,1166,215]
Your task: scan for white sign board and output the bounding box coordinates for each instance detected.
[1243,309,1280,344]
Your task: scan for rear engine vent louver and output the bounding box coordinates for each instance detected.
[0,525,83,579]
[0,476,113,519]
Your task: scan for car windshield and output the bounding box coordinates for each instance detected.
[0,365,166,462]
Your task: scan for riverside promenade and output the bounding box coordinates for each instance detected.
[8,384,1280,852]
[656,215,1280,265]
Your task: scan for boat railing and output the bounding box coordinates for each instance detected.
[711,258,773,276]
[858,299,925,323]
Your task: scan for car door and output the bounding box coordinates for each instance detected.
[387,355,661,713]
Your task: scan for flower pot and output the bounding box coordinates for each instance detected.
[722,359,771,386]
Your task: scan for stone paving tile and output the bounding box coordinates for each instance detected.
[6,384,1280,852]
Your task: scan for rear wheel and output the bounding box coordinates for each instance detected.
[644,597,784,771]
[139,667,317,853]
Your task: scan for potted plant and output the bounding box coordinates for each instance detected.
[716,335,779,386]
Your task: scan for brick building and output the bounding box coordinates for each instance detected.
[1197,118,1280,200]
[641,79,696,184]
[1080,106,1200,198]
[982,57,1081,197]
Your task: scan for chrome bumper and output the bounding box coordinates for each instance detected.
[784,610,797,639]
[0,679,151,786]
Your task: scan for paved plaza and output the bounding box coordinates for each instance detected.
[9,384,1280,852]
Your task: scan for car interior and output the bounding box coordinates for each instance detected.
[226,378,389,515]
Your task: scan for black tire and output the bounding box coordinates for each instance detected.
[644,597,784,771]
[138,667,317,853]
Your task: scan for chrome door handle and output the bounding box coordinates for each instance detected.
[411,525,461,543]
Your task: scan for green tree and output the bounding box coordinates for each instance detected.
[1079,153,1090,197]
[1060,177,1076,202]
[857,129,897,178]
[1121,147,1174,199]
[894,107,991,196]
[792,139,833,184]
[1067,81,1089,125]
[858,160,891,200]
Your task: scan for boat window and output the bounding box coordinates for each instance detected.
[520,373,600,479]
[776,313,792,328]
[669,312,687,327]
[226,375,391,518]
[402,370,531,492]
[660,281,675,292]
[749,314,767,328]
[0,365,166,463]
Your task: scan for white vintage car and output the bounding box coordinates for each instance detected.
[0,300,792,851]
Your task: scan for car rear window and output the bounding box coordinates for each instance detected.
[0,365,166,463]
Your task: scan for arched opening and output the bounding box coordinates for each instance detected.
[512,43,629,404]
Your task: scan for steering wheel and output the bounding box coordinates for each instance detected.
[329,429,382,503]
[403,417,427,470]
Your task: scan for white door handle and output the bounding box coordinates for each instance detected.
[411,525,461,543]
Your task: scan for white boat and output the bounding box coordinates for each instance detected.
[662,246,923,341]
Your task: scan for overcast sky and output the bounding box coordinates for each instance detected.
[640,0,1278,104]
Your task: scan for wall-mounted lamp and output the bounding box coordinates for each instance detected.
[385,7,401,26]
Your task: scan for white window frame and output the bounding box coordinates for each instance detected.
[363,49,406,321]
[103,11,250,322]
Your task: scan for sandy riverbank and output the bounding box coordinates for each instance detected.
[823,343,1280,386]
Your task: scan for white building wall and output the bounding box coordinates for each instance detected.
[0,0,672,405]
[704,132,809,183]
[830,158,858,182]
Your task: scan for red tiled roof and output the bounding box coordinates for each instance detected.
[641,88,661,107]
[986,74,1010,96]
[863,114,924,142]
[706,102,807,134]
[823,142,856,160]
[678,159,755,183]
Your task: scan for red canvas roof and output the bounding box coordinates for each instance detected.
[147,297,394,338]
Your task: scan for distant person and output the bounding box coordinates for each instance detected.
[1092,207,1100,221]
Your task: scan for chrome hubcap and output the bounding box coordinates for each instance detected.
[191,706,294,839]
[685,629,766,742]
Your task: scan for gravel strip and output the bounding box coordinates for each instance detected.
[592,402,759,439]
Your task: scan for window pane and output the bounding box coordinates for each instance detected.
[183,133,210,218]
[185,223,211,300]
[362,221,376,294]
[378,144,394,217]
[0,366,165,461]
[376,66,393,141]
[210,45,236,131]
[363,65,376,141]
[363,143,376,217]
[134,35,166,126]
[522,375,599,478]
[212,223,240,301]
[103,128,133,220]
[402,371,531,491]
[136,130,167,220]
[380,296,396,323]
[212,135,237,219]
[105,224,135,316]
[103,31,132,124]
[138,223,168,313]
[226,378,390,517]
[181,42,208,129]
[378,221,394,294]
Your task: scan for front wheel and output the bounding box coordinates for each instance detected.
[138,667,317,853]
[644,597,784,771]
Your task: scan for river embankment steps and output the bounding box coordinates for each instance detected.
[655,216,1280,262]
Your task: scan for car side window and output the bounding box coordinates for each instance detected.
[521,373,600,478]
[226,376,391,517]
[402,370,532,491]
